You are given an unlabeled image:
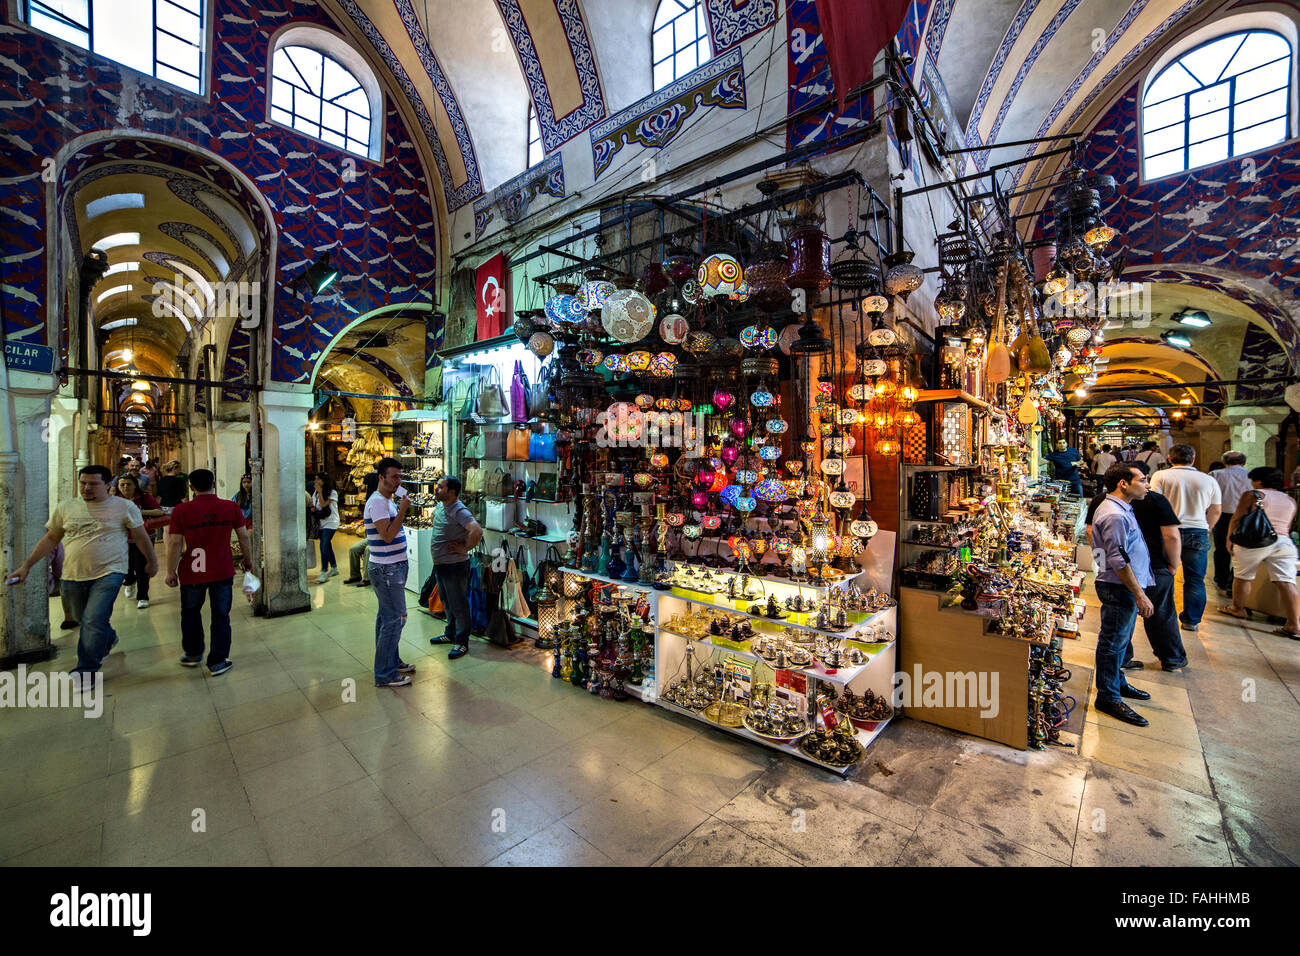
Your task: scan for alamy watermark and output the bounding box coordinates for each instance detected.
[1042,277,1152,326]
[0,665,103,718]
[595,408,707,458]
[151,277,262,330]
[892,666,1000,718]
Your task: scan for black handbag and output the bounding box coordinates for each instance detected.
[1230,492,1278,549]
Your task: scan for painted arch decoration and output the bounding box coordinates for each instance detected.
[494,0,606,154]
[705,0,778,52]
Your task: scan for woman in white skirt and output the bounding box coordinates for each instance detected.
[1219,467,1299,639]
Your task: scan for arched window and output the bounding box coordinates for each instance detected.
[268,26,383,161]
[653,0,712,92]
[25,0,208,94]
[1142,29,1293,180]
[527,103,545,168]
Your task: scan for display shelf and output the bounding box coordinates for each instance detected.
[621,681,656,703]
[900,462,982,471]
[659,592,893,640]
[656,699,892,776]
[900,540,965,549]
[558,567,655,593]
[464,457,558,464]
[914,388,1006,417]
[655,626,891,686]
[482,529,567,544]
[670,563,869,594]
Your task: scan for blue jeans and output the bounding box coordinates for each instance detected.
[62,573,126,672]
[319,528,337,572]
[1095,580,1139,704]
[182,578,234,667]
[1179,528,1211,626]
[368,560,408,683]
[434,562,471,646]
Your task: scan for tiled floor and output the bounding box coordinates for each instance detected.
[3,548,1298,866]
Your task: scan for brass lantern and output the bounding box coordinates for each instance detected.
[535,584,558,649]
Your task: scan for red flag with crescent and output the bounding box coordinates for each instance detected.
[475,252,508,341]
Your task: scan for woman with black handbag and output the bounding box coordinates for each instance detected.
[307,473,340,583]
[1219,467,1299,638]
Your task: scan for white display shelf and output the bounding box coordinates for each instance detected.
[558,567,656,593]
[482,529,568,545]
[655,626,892,687]
[656,699,893,776]
[671,564,869,594]
[659,592,893,640]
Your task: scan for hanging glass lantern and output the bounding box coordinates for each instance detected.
[720,484,742,508]
[828,480,857,510]
[650,451,669,469]
[682,523,702,540]
[838,407,858,426]
[849,382,875,403]
[634,393,656,409]
[750,537,768,558]
[736,496,757,513]
[577,347,604,369]
[873,436,900,456]
[820,456,845,475]
[697,252,744,297]
[527,331,555,357]
[603,353,628,373]
[664,511,686,527]
[545,292,585,326]
[577,279,615,312]
[765,417,788,435]
[783,479,806,499]
[626,349,653,372]
[634,472,655,489]
[659,312,690,345]
[720,444,740,465]
[753,479,789,502]
[862,293,889,315]
[758,445,781,461]
[683,329,716,354]
[691,491,708,509]
[701,515,723,530]
[773,536,792,557]
[735,469,759,485]
[712,390,735,411]
[602,288,657,343]
[729,417,748,439]
[799,434,817,455]
[729,280,752,304]
[898,409,921,428]
[649,352,678,378]
[784,460,804,476]
[883,251,924,301]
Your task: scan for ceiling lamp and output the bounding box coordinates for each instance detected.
[882,252,924,301]
[301,252,339,295]
[131,380,151,391]
[787,319,831,355]
[1162,330,1192,348]
[1175,308,1212,328]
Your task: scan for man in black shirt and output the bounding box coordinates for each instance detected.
[1086,461,1188,671]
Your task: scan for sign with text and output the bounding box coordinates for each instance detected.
[4,342,54,374]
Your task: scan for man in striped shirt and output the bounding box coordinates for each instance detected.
[366,458,417,688]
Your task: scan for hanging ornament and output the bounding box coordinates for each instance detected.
[882,251,924,301]
[659,312,690,345]
[753,479,789,502]
[527,331,554,357]
[712,389,735,411]
[577,279,615,312]
[765,417,788,435]
[750,388,775,408]
[683,329,715,354]
[729,417,748,439]
[698,252,744,297]
[735,496,758,513]
[649,352,677,378]
[602,288,657,343]
[850,518,879,539]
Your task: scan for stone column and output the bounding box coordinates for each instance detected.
[212,420,250,498]
[1,370,58,667]
[47,391,79,516]
[258,382,311,617]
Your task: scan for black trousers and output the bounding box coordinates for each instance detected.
[124,542,150,600]
[1212,513,1234,591]
[1123,568,1187,665]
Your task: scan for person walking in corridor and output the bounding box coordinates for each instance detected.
[7,465,157,681]
[367,458,417,687]
[114,473,164,609]
[1091,463,1157,727]
[1151,444,1221,633]
[309,472,340,584]
[429,476,483,661]
[1211,451,1251,593]
[165,469,252,676]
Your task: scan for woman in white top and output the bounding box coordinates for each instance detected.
[1137,441,1167,471]
[308,472,341,583]
[1220,467,1298,638]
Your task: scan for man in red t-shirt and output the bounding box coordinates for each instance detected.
[166,468,252,675]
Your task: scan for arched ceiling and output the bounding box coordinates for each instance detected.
[313,311,429,400]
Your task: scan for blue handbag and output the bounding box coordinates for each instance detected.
[467,558,489,635]
[528,431,557,462]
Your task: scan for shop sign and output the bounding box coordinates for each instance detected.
[4,342,54,374]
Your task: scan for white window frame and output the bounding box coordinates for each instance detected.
[527,101,545,168]
[652,0,713,92]
[266,24,384,163]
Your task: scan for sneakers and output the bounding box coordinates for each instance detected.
[429,635,454,645]
[317,569,332,584]
[209,660,233,676]
[448,644,469,660]
[396,663,417,674]
[375,674,412,687]
[180,655,203,667]
[1179,619,1199,632]
[137,599,149,609]
[125,584,136,599]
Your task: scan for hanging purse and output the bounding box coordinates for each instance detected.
[456,378,478,421]
[485,429,509,459]
[477,365,508,419]
[1230,492,1279,549]
[528,431,557,462]
[510,359,529,423]
[507,427,531,461]
[528,362,551,418]
[464,431,486,458]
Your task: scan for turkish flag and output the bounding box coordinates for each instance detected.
[815,0,912,113]
[475,252,508,341]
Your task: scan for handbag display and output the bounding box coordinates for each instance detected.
[456,379,478,421]
[528,363,551,418]
[485,498,513,532]
[528,431,557,462]
[484,430,509,459]
[464,431,486,458]
[464,466,484,494]
[1230,491,1279,549]
[507,428,530,461]
[510,360,529,423]
[477,365,508,419]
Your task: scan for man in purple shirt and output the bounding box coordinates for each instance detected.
[1091,463,1157,727]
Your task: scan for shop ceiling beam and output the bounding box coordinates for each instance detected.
[512,122,886,271]
[317,388,432,403]
[1080,376,1294,393]
[898,143,1078,200]
[57,366,254,389]
[533,169,871,286]
[941,133,1080,156]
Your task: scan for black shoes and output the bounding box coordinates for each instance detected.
[1121,659,1144,670]
[1162,658,1188,672]
[448,644,468,660]
[342,576,360,584]
[1096,699,1149,727]
[1120,685,1151,701]
[60,620,79,630]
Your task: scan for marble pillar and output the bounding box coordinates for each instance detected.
[1,370,58,667]
[258,382,311,617]
[212,420,250,499]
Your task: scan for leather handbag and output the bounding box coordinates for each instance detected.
[510,360,529,423]
[1230,492,1279,549]
[528,431,557,462]
[456,379,478,421]
[485,498,513,532]
[484,430,509,459]
[464,431,486,458]
[464,466,484,493]
[507,427,530,461]
[477,365,508,419]
[528,363,551,418]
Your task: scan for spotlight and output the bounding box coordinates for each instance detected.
[1175,308,1211,328]
[1162,330,1192,348]
[1074,387,1088,398]
[296,253,339,296]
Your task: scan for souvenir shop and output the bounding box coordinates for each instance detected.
[429,153,1113,771]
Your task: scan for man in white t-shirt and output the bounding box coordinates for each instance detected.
[1151,444,1222,632]
[1093,444,1118,476]
[365,458,416,688]
[7,465,157,677]
[1136,441,1167,471]
[1212,451,1251,591]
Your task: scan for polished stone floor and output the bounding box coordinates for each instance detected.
[3,544,1297,866]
